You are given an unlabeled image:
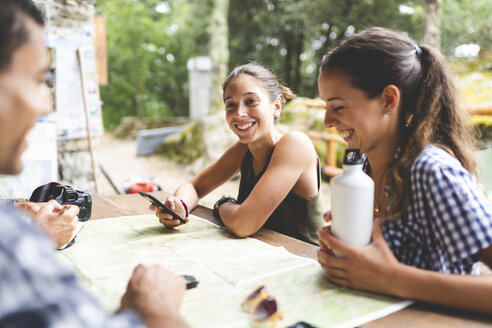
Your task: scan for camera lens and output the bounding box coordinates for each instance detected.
[79,208,87,218]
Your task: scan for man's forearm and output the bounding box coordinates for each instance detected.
[143,311,190,328]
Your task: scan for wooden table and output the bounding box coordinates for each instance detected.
[92,192,492,327]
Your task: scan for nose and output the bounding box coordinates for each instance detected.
[236,102,247,117]
[324,109,338,128]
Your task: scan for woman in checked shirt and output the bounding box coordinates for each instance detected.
[316,27,492,313]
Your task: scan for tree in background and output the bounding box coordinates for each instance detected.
[208,0,230,114]
[96,0,211,129]
[97,0,230,128]
[228,0,418,98]
[97,0,491,130]
[441,0,492,57]
[423,0,441,49]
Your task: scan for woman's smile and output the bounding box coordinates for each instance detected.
[236,121,256,131]
[338,129,354,141]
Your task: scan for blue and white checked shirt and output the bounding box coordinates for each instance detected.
[0,203,145,328]
[381,145,492,274]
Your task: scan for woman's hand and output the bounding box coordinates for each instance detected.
[318,211,332,253]
[150,195,189,228]
[316,218,402,296]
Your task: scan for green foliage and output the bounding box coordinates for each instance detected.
[281,98,325,131]
[451,55,492,114]
[155,121,205,164]
[97,0,492,132]
[474,118,492,150]
[96,0,212,129]
[228,0,419,98]
[450,54,492,76]
[441,0,492,56]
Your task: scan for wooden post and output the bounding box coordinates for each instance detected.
[77,48,102,194]
[468,103,492,116]
[93,15,108,85]
[326,126,338,170]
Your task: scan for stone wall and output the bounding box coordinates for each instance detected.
[35,0,98,193]
[35,0,95,27]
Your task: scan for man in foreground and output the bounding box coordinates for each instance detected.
[0,1,189,326]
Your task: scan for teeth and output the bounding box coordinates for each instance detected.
[237,122,253,130]
[339,130,352,139]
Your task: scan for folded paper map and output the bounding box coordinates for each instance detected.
[58,214,412,328]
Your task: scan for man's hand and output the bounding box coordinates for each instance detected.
[16,200,79,248]
[121,264,189,328]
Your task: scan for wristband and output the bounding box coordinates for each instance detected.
[180,199,189,218]
[213,195,237,222]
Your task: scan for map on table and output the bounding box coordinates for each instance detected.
[58,214,412,328]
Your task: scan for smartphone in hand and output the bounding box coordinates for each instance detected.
[139,191,187,224]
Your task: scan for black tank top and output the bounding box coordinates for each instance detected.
[237,149,325,245]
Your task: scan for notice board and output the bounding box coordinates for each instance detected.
[45,28,104,140]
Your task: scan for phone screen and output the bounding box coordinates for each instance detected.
[139,191,187,224]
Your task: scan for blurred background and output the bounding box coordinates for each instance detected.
[95,0,491,127]
[99,0,492,201]
[2,0,491,206]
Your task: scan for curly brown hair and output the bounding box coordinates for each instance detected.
[320,27,478,221]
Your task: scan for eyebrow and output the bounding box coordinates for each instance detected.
[224,92,258,102]
[326,97,344,102]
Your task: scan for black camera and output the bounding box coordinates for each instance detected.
[29,182,92,221]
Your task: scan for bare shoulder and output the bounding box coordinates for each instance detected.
[272,131,316,164]
[276,131,315,155]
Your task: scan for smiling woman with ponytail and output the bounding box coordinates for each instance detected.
[316,27,492,314]
[151,62,325,245]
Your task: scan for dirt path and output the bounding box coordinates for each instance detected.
[95,133,244,208]
[95,133,331,210]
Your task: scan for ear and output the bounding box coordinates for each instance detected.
[380,85,400,115]
[273,97,282,118]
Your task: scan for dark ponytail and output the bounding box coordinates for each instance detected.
[321,27,477,221]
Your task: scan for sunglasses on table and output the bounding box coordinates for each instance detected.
[241,285,282,325]
[242,285,319,328]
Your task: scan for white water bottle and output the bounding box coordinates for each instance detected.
[331,148,374,256]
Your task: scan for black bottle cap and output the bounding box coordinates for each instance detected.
[343,148,363,165]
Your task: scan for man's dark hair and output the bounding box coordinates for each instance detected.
[0,0,45,72]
